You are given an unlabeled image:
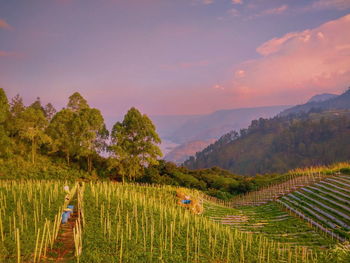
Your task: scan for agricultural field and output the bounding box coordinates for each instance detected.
[1,179,349,262]
[204,202,335,248]
[279,174,350,242]
[77,182,318,263]
[0,180,71,263]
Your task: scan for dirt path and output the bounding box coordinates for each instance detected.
[43,204,79,263]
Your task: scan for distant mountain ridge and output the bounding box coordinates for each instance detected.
[151,105,291,162]
[184,89,350,175]
[307,93,338,103]
[167,105,291,144]
[280,89,350,117]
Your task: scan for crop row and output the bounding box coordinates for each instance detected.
[278,175,350,241]
[230,173,329,207]
[0,180,75,262]
[65,182,320,263]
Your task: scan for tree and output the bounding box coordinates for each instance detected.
[0,88,12,156]
[47,109,76,165]
[48,93,107,172]
[29,97,45,113]
[109,107,162,182]
[67,92,89,112]
[10,94,25,117]
[76,108,106,173]
[44,103,56,121]
[16,107,51,163]
[0,88,9,123]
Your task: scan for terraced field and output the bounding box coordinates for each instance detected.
[230,173,329,206]
[278,174,350,242]
[204,202,335,249]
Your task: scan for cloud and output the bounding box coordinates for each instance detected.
[232,0,243,4]
[256,32,301,56]
[230,14,350,104]
[203,0,214,4]
[235,70,245,78]
[311,0,350,10]
[250,4,288,19]
[213,84,225,90]
[262,4,288,15]
[0,19,12,30]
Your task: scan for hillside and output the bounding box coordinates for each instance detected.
[167,105,291,144]
[184,109,350,175]
[156,105,290,162]
[279,174,350,241]
[2,176,349,262]
[280,88,350,117]
[307,93,338,103]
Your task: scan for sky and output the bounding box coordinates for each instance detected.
[1,0,350,119]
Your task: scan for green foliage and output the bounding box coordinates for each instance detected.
[48,93,107,172]
[47,109,76,164]
[185,110,350,175]
[340,168,350,175]
[9,94,25,117]
[0,156,91,180]
[43,102,56,121]
[109,107,162,182]
[15,107,51,163]
[0,88,9,123]
[0,88,12,157]
[67,92,89,112]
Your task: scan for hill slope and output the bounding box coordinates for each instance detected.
[158,105,290,162]
[168,105,291,144]
[184,89,350,175]
[280,88,350,117]
[184,109,350,175]
[279,174,350,241]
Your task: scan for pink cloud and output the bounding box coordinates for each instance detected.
[0,19,12,30]
[230,13,350,104]
[249,4,288,19]
[235,69,245,78]
[262,4,288,15]
[256,32,303,56]
[213,84,225,90]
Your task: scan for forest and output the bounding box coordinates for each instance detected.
[184,90,350,176]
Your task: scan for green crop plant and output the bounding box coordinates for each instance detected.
[0,180,73,262]
[74,182,318,263]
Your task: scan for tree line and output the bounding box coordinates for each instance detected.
[0,89,162,182]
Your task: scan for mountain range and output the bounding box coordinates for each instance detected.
[279,90,350,116]
[151,105,291,163]
[184,88,350,175]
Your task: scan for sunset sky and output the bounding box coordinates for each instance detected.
[1,0,350,118]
